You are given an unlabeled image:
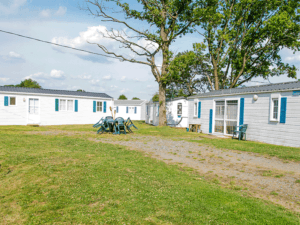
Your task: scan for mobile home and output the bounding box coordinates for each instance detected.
[187,81,300,147]
[0,86,114,126]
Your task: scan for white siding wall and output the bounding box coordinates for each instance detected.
[115,105,142,120]
[140,102,146,120]
[153,103,159,126]
[188,91,300,147]
[0,93,114,126]
[166,99,188,128]
[145,103,153,124]
[0,94,28,125]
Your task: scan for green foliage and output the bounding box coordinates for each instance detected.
[132,97,140,100]
[193,0,300,90]
[0,125,299,223]
[152,93,159,102]
[118,94,128,100]
[77,89,85,92]
[5,79,42,89]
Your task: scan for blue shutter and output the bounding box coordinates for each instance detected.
[126,107,128,113]
[134,107,137,114]
[280,97,287,123]
[55,99,59,111]
[93,101,96,112]
[239,98,245,125]
[4,96,8,106]
[75,100,78,112]
[104,101,107,113]
[198,101,201,118]
[116,106,119,113]
[209,109,213,133]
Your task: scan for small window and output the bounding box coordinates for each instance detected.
[67,100,74,111]
[271,98,279,120]
[97,101,103,112]
[60,99,66,111]
[194,102,197,117]
[177,103,182,115]
[10,97,16,106]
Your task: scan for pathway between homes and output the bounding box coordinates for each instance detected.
[97,135,300,213]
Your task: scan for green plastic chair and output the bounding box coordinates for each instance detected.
[113,117,126,135]
[232,124,248,141]
[125,117,138,133]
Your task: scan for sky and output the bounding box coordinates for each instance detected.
[0,0,299,100]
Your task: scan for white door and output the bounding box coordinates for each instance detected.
[28,98,40,124]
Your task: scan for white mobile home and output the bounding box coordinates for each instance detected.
[114,99,148,120]
[188,81,300,147]
[146,97,189,128]
[0,86,114,126]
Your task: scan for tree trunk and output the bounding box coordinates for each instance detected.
[158,82,167,126]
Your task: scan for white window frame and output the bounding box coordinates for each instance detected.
[270,94,281,122]
[59,99,74,112]
[96,101,103,112]
[177,102,183,116]
[213,98,240,135]
[59,99,67,111]
[7,96,17,106]
[193,100,198,117]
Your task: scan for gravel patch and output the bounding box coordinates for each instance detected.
[97,135,300,212]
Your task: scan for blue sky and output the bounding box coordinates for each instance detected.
[0,0,299,100]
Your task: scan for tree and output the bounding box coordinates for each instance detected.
[8,79,42,88]
[77,89,86,92]
[132,97,140,100]
[83,0,207,126]
[193,0,300,90]
[152,93,159,102]
[118,94,128,100]
[167,45,210,97]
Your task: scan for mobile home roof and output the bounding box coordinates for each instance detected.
[0,86,113,99]
[188,81,300,99]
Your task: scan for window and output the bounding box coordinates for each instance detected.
[214,100,238,135]
[59,99,74,111]
[272,98,279,120]
[194,102,197,117]
[97,101,102,112]
[269,94,281,122]
[60,99,66,111]
[29,98,39,114]
[10,97,16,106]
[177,103,182,116]
[67,100,74,111]
[128,107,135,114]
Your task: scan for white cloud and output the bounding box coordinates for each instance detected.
[2,51,25,63]
[50,69,65,79]
[0,0,27,15]
[8,51,21,58]
[55,6,67,16]
[89,79,101,86]
[77,74,92,80]
[285,55,300,62]
[24,70,65,81]
[121,76,126,81]
[0,77,10,82]
[103,75,112,80]
[40,9,51,18]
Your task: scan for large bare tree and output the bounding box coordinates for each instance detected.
[83,0,205,125]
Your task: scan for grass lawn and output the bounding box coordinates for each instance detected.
[0,124,300,224]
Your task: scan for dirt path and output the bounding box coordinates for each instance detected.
[97,135,300,213]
